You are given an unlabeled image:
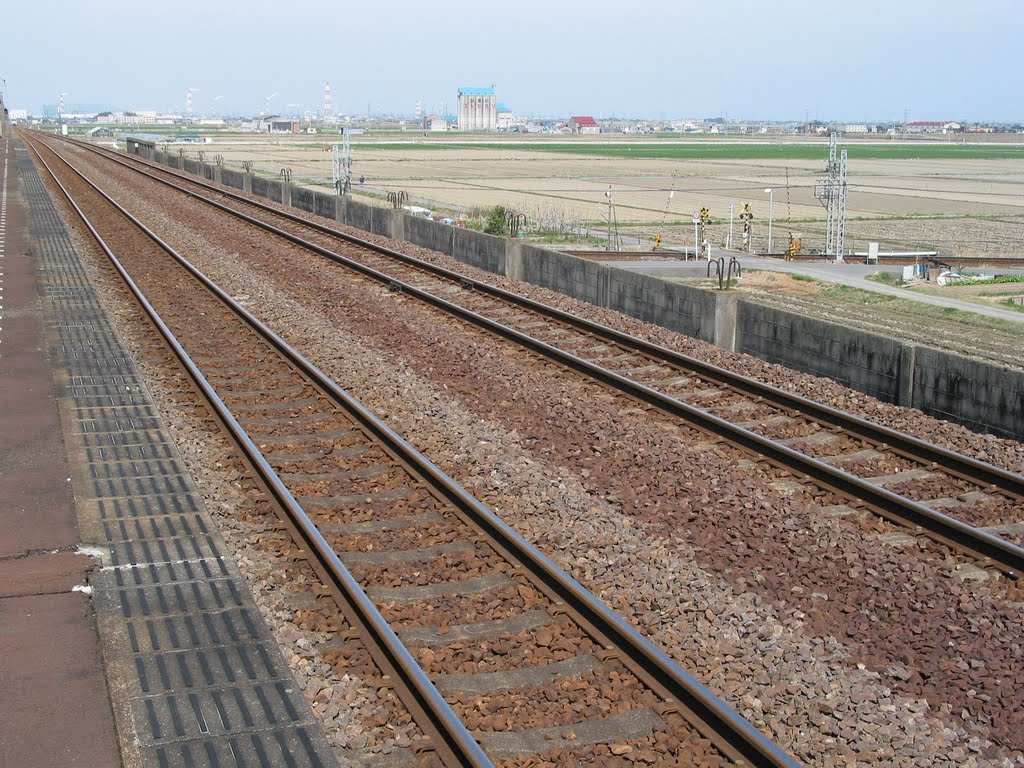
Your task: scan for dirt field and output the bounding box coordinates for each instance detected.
[170,135,1024,259]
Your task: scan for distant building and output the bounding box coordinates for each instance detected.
[85,126,113,138]
[906,121,945,134]
[251,116,301,134]
[497,103,514,130]
[424,114,454,132]
[457,87,497,131]
[569,116,600,134]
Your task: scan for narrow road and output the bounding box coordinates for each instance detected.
[608,250,1024,324]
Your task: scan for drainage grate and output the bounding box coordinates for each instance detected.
[19,144,338,768]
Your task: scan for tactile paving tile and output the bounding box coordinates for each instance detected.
[17,144,337,768]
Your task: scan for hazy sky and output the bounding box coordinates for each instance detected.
[3,0,1020,122]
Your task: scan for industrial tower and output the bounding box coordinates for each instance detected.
[323,81,333,119]
[814,133,848,261]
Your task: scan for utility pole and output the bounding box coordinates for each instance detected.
[606,186,613,252]
[728,202,734,250]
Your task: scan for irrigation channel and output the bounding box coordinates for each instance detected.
[49,133,1024,576]
[24,135,802,766]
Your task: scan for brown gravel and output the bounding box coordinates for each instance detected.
[48,139,1024,767]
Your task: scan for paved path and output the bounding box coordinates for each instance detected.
[606,250,1024,324]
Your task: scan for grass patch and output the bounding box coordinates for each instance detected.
[527,231,603,245]
[865,271,905,286]
[948,274,1024,286]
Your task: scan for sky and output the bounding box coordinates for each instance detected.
[2,0,1020,122]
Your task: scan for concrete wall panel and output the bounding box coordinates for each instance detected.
[737,303,904,403]
[405,216,455,256]
[346,199,374,233]
[520,245,609,307]
[607,269,717,342]
[913,348,1024,440]
[313,192,337,220]
[251,175,283,203]
[453,229,506,275]
[371,208,395,238]
[221,169,245,190]
[292,186,316,214]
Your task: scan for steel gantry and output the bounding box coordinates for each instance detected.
[814,133,848,261]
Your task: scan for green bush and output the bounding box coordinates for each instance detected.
[483,205,510,236]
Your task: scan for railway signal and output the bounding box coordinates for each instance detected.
[697,207,712,260]
[739,203,754,253]
[788,234,802,260]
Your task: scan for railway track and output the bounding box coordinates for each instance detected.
[25,134,800,766]
[54,133,1024,579]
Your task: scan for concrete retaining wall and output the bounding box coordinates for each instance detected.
[182,159,200,175]
[406,216,455,256]
[608,270,719,343]
[251,175,282,203]
[521,245,610,308]
[454,228,506,275]
[221,169,245,190]
[312,191,336,220]
[912,347,1024,439]
[371,208,396,239]
[292,186,316,215]
[138,147,1023,438]
[737,304,906,404]
[345,199,374,233]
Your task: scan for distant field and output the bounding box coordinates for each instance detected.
[145,133,1024,259]
[350,142,1024,161]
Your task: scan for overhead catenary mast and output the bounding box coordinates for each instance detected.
[814,133,848,261]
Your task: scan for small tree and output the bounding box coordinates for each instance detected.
[483,205,510,236]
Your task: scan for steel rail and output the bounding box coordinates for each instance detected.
[23,132,494,768]
[28,132,803,768]
[64,135,1024,578]
[72,136,1024,495]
